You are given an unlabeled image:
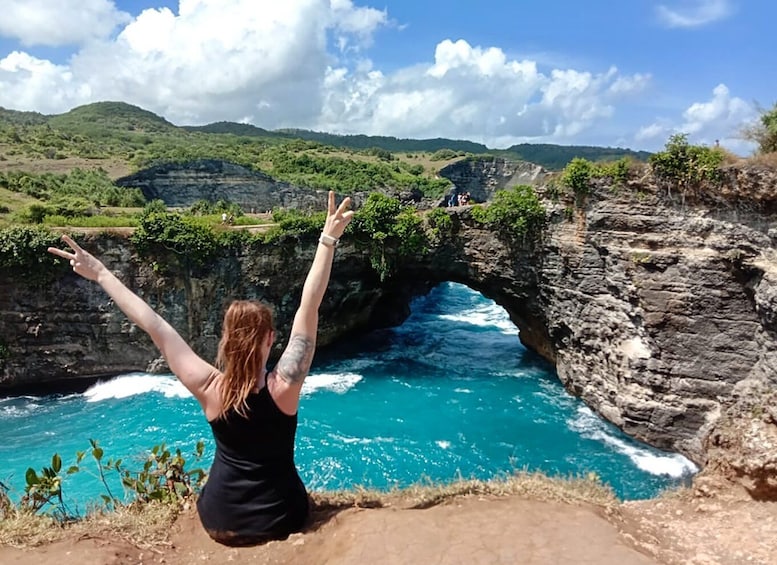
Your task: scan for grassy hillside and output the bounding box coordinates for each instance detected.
[48,101,178,134]
[504,143,652,171]
[0,100,657,228]
[1,101,652,174]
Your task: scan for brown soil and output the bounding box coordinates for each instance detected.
[0,155,132,179]
[1,487,775,565]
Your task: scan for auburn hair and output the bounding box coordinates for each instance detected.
[215,300,274,419]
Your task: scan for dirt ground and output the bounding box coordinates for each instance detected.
[1,486,775,565]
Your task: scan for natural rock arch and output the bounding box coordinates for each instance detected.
[2,169,776,496]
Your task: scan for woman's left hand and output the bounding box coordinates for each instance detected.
[47,235,108,282]
[322,191,354,240]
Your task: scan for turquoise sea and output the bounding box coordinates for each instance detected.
[0,283,696,510]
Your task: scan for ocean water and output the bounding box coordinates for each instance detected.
[0,283,696,510]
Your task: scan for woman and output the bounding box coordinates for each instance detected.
[47,191,354,545]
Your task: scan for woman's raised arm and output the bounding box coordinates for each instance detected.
[271,192,353,411]
[47,235,216,400]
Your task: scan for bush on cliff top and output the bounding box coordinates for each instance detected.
[649,133,724,200]
[348,192,426,281]
[0,225,67,285]
[469,184,546,242]
[743,102,777,155]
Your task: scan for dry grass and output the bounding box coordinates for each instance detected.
[0,502,180,550]
[0,472,617,550]
[0,150,132,179]
[311,471,618,512]
[747,151,777,168]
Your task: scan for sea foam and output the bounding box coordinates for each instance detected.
[84,373,191,402]
[301,372,362,396]
[569,406,697,478]
[438,302,518,335]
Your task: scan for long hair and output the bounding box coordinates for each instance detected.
[215,300,274,419]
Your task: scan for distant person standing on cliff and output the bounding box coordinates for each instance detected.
[47,191,354,546]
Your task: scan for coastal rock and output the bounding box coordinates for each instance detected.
[438,156,547,203]
[115,159,330,212]
[2,162,776,497]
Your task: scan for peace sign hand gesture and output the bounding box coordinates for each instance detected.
[322,190,354,241]
[47,235,108,282]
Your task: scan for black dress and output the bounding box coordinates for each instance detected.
[196,386,310,546]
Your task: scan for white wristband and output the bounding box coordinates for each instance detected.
[319,233,339,248]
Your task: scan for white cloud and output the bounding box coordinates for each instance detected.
[0,1,650,148]
[681,83,752,135]
[656,0,733,28]
[0,0,131,47]
[319,41,649,146]
[635,83,757,152]
[635,122,668,142]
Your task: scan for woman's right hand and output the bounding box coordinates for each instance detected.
[47,234,108,283]
[322,191,354,241]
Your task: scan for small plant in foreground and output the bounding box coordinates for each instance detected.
[7,440,207,524]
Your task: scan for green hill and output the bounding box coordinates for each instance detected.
[0,101,652,172]
[275,130,489,155]
[183,121,277,137]
[48,101,179,135]
[0,107,48,127]
[503,143,652,170]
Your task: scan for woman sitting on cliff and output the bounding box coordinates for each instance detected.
[47,191,354,546]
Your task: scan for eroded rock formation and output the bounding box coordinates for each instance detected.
[2,161,776,497]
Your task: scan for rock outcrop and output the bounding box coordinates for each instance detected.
[2,162,776,497]
[115,159,330,212]
[438,156,547,203]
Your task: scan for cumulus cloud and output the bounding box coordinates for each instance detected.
[0,0,131,47]
[319,40,650,146]
[636,84,756,152]
[656,0,733,28]
[0,0,649,147]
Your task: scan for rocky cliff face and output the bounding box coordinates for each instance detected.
[438,156,547,203]
[2,162,775,497]
[115,160,331,212]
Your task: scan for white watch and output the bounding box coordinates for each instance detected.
[319,233,339,248]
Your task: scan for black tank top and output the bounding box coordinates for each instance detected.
[196,386,309,543]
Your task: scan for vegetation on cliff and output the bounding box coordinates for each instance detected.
[743,101,777,155]
[469,184,547,243]
[0,439,206,524]
[557,134,729,206]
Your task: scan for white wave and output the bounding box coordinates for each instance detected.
[569,407,697,478]
[84,373,191,403]
[301,373,362,396]
[1,405,37,419]
[330,433,395,445]
[454,388,473,394]
[436,440,451,449]
[438,302,518,335]
[0,395,41,403]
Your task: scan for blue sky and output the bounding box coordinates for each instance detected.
[0,0,773,153]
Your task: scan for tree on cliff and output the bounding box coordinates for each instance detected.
[743,102,777,154]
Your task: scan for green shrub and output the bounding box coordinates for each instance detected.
[429,149,460,161]
[41,214,140,228]
[425,207,454,242]
[469,185,546,242]
[131,210,220,269]
[349,193,426,280]
[15,440,206,521]
[0,225,66,284]
[649,133,723,200]
[561,157,594,196]
[743,102,777,154]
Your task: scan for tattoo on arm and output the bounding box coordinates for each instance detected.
[276,334,315,385]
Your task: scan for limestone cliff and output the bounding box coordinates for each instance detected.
[1,162,776,498]
[438,156,547,203]
[115,159,331,212]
